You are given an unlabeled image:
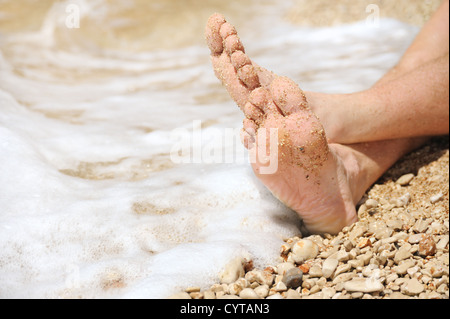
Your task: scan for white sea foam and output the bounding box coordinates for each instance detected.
[0,0,419,298]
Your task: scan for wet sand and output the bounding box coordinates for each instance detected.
[287,0,442,26]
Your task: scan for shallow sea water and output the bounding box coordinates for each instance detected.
[0,0,419,298]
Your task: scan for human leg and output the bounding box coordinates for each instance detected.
[308,0,449,144]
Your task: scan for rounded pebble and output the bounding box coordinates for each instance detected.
[239,288,260,299]
[282,267,303,289]
[291,239,319,264]
[344,278,384,293]
[418,235,437,257]
[430,193,444,204]
[396,173,415,186]
[365,199,379,209]
[402,278,424,296]
[322,258,338,279]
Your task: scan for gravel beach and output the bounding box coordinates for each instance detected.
[172,137,449,299]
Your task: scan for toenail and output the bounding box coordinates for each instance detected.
[231,51,251,69]
[219,22,237,39]
[224,35,244,55]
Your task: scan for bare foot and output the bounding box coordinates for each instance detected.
[206,14,359,234]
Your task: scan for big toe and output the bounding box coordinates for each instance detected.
[270,76,308,116]
[206,13,226,55]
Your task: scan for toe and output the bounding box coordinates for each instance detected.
[270,76,308,116]
[243,118,257,135]
[206,13,226,55]
[231,51,251,69]
[213,52,250,109]
[241,118,257,149]
[244,102,264,124]
[219,20,245,55]
[224,34,245,55]
[249,87,279,114]
[237,65,260,90]
[231,50,260,90]
[219,22,237,39]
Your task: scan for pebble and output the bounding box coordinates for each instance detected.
[418,234,437,257]
[336,250,350,262]
[333,272,357,285]
[185,286,200,293]
[218,294,240,299]
[276,262,295,275]
[358,238,372,248]
[396,173,415,186]
[291,239,319,264]
[394,260,416,275]
[203,290,216,299]
[245,269,274,286]
[266,293,283,299]
[408,233,423,244]
[285,289,302,299]
[344,278,384,293]
[335,264,352,277]
[309,265,323,278]
[388,292,410,299]
[220,257,245,284]
[322,287,336,299]
[365,199,379,209]
[368,220,393,240]
[282,267,303,289]
[271,281,287,293]
[254,285,269,298]
[228,278,247,295]
[393,193,411,207]
[168,292,191,299]
[412,219,431,233]
[436,235,449,250]
[386,273,398,285]
[322,258,338,279]
[402,278,424,296]
[349,223,368,241]
[430,193,444,204]
[386,218,403,231]
[239,288,260,299]
[394,246,412,264]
